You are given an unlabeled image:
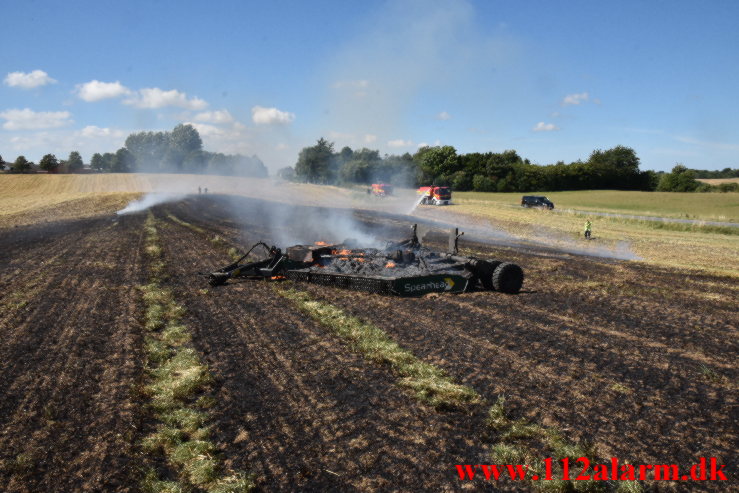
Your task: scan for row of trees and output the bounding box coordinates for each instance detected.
[657,164,738,192]
[415,145,657,191]
[2,131,736,193]
[39,151,83,173]
[0,152,82,173]
[120,124,267,177]
[284,138,417,186]
[285,139,658,192]
[691,167,739,179]
[0,124,268,178]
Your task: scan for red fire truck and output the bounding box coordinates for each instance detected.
[417,186,452,205]
[371,183,394,197]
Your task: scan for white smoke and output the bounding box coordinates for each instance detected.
[407,208,641,261]
[219,189,386,249]
[318,0,516,154]
[117,192,187,215]
[407,191,427,215]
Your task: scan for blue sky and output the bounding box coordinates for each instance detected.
[1,0,737,172]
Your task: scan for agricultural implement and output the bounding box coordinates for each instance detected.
[208,225,524,296]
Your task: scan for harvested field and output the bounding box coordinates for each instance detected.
[1,191,736,491]
[697,178,739,185]
[162,195,737,490]
[0,214,147,491]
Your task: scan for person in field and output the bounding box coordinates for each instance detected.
[584,220,592,239]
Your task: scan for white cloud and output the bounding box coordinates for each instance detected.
[436,111,451,120]
[387,139,414,148]
[183,121,258,157]
[4,70,57,89]
[185,122,224,137]
[251,105,295,125]
[3,126,128,161]
[417,139,441,148]
[562,92,589,106]
[124,87,208,110]
[0,108,73,130]
[80,125,125,138]
[532,122,559,132]
[364,134,377,143]
[193,110,234,124]
[75,80,131,102]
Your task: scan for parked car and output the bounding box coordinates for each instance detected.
[521,195,554,209]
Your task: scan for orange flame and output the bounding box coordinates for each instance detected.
[270,275,286,280]
[333,249,353,255]
[315,241,328,246]
[385,261,396,268]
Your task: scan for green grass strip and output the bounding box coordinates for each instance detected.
[140,212,253,493]
[166,212,206,234]
[163,213,241,262]
[279,285,640,491]
[207,233,639,491]
[487,397,642,492]
[277,287,480,409]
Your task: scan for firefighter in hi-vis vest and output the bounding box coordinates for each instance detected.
[584,220,592,239]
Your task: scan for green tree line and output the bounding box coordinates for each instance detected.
[657,164,738,192]
[288,139,660,192]
[0,124,267,178]
[284,138,738,193]
[690,167,739,179]
[104,124,267,177]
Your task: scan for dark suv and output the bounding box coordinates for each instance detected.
[521,195,554,209]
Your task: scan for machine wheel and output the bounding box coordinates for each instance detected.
[208,272,230,286]
[477,260,502,290]
[492,262,524,294]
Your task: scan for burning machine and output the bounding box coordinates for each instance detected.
[208,225,523,296]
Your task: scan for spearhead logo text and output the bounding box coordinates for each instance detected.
[403,278,454,293]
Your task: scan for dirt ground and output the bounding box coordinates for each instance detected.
[0,214,147,491]
[0,193,735,491]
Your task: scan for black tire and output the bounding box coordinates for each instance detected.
[477,260,502,290]
[492,262,524,294]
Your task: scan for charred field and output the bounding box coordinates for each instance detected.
[0,193,736,492]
